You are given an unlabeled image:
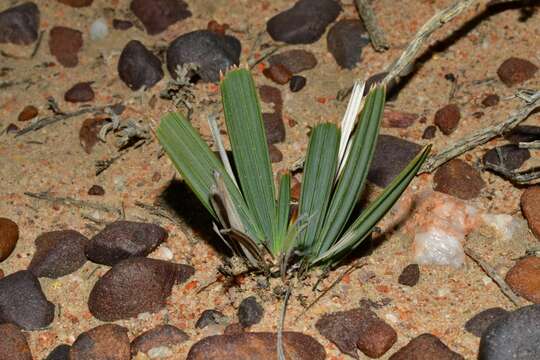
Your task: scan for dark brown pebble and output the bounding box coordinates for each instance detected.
[28,230,89,278]
[398,263,420,286]
[382,110,418,128]
[483,144,530,170]
[505,125,540,144]
[187,332,325,360]
[44,344,70,360]
[464,307,509,337]
[497,57,538,87]
[0,270,55,330]
[0,217,19,261]
[64,82,94,103]
[5,123,20,134]
[130,0,191,35]
[88,257,194,321]
[0,2,40,45]
[327,19,370,69]
[48,26,83,68]
[207,20,229,35]
[389,333,464,359]
[263,63,292,85]
[88,184,105,196]
[434,104,460,135]
[481,93,500,107]
[263,112,285,144]
[289,75,306,92]
[112,19,133,30]
[316,307,396,358]
[17,105,38,121]
[0,323,32,360]
[70,324,130,360]
[238,296,264,327]
[118,40,164,91]
[422,125,437,139]
[433,159,485,200]
[267,49,317,74]
[79,117,106,154]
[521,186,540,239]
[131,324,189,357]
[259,85,283,111]
[196,309,227,329]
[56,0,93,7]
[269,144,283,163]
[85,221,168,266]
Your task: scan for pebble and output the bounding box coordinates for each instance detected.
[289,75,306,92]
[505,125,540,143]
[259,85,283,111]
[398,263,420,286]
[79,117,106,154]
[88,184,105,196]
[64,82,95,103]
[88,257,194,321]
[70,324,130,360]
[479,304,540,360]
[505,257,540,303]
[56,0,93,7]
[497,57,538,87]
[5,123,19,134]
[316,307,397,358]
[382,110,418,128]
[166,30,241,83]
[195,309,227,329]
[0,217,19,262]
[0,270,55,330]
[85,221,168,266]
[267,0,341,44]
[0,323,32,360]
[44,344,70,360]
[131,325,189,357]
[263,63,292,85]
[269,144,283,163]
[17,105,38,122]
[521,186,540,239]
[0,2,40,45]
[130,0,191,35]
[148,346,173,358]
[464,307,509,337]
[483,144,530,170]
[434,104,461,135]
[113,19,133,30]
[389,333,464,359]
[422,125,437,139]
[367,135,422,187]
[481,93,500,107]
[48,26,83,67]
[238,296,264,327]
[187,332,325,360]
[263,112,285,144]
[28,230,89,278]
[118,40,163,91]
[90,18,108,40]
[267,49,317,74]
[207,20,229,35]
[433,159,485,200]
[327,19,370,69]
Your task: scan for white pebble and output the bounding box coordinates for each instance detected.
[90,18,108,40]
[156,245,174,260]
[148,346,173,358]
[385,312,399,324]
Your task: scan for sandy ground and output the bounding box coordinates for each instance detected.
[1,0,539,358]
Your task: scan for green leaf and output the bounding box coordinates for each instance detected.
[297,123,340,255]
[156,112,259,239]
[274,172,291,255]
[221,69,276,246]
[315,86,386,256]
[312,145,431,265]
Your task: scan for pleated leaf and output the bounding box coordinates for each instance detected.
[297,124,340,255]
[312,145,431,265]
[315,86,386,256]
[274,172,291,255]
[221,69,276,246]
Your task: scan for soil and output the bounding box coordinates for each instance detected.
[1,0,539,359]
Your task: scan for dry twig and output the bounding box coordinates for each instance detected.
[354,0,389,52]
[24,191,122,215]
[483,163,540,185]
[464,246,523,307]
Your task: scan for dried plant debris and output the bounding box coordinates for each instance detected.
[160,63,199,118]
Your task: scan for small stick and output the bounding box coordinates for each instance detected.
[24,191,121,215]
[30,30,45,58]
[420,92,540,173]
[354,0,389,52]
[519,140,540,149]
[483,163,540,185]
[277,286,292,360]
[16,103,119,137]
[247,44,284,69]
[464,246,523,307]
